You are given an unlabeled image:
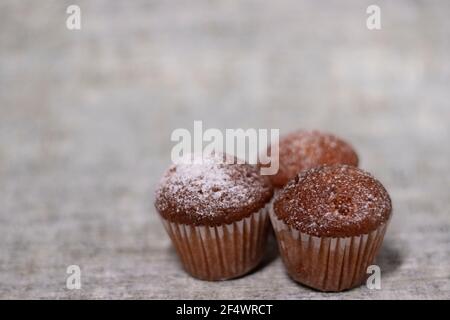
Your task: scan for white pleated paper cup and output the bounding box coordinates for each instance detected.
[160,204,270,281]
[269,207,389,292]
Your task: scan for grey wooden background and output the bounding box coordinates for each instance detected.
[0,0,449,299]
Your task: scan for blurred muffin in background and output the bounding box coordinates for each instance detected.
[266,130,359,188]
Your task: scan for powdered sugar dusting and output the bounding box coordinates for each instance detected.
[155,153,273,225]
[274,164,392,237]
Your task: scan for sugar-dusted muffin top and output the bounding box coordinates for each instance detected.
[273,164,391,237]
[155,153,273,226]
[267,130,359,188]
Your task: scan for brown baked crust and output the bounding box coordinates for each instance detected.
[155,153,273,226]
[273,164,391,237]
[267,130,359,188]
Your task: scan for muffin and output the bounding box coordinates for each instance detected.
[155,153,273,280]
[267,130,359,188]
[270,164,392,291]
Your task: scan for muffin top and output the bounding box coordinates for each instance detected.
[155,153,273,226]
[267,130,359,188]
[273,165,391,237]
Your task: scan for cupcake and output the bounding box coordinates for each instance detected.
[267,130,359,188]
[155,153,273,280]
[270,164,392,291]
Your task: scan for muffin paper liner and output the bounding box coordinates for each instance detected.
[269,205,389,292]
[161,204,270,280]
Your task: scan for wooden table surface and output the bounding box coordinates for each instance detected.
[0,0,449,299]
